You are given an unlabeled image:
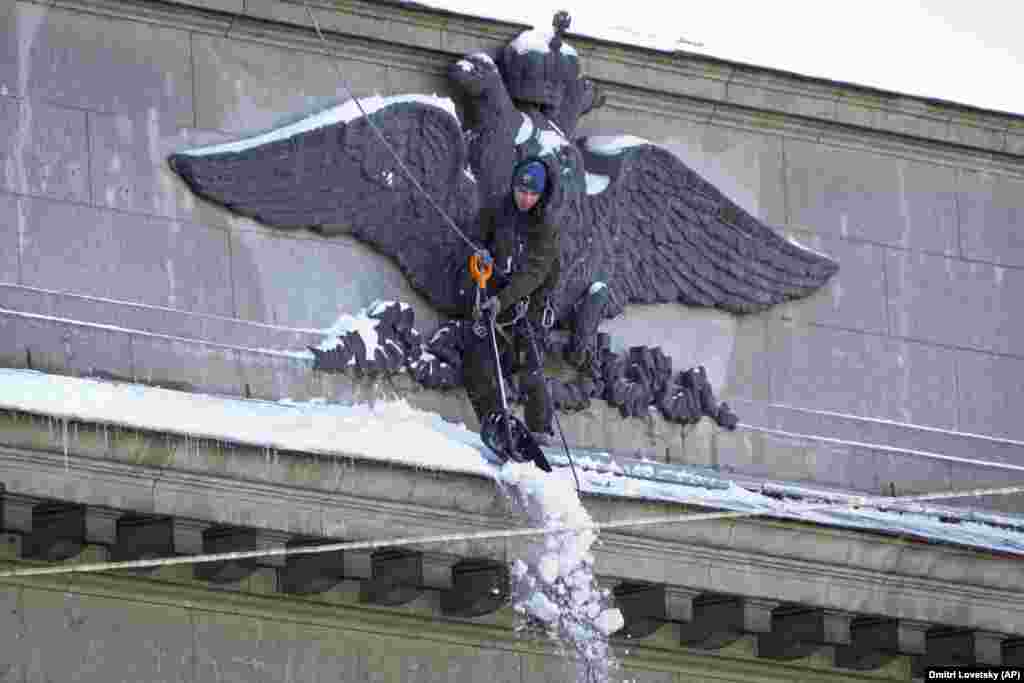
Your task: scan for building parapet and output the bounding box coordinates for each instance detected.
[48,0,1022,164]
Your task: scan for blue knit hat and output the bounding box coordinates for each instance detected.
[513,160,547,194]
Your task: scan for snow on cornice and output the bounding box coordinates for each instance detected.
[0,368,492,476]
[3,367,1024,557]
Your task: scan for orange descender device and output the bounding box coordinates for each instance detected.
[469,251,493,299]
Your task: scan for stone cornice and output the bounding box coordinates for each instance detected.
[597,531,1024,633]
[0,552,890,682]
[26,0,1024,175]
[604,82,1024,179]
[2,413,1023,636]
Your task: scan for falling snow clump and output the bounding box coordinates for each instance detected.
[497,462,624,683]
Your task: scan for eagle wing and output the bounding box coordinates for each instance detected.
[560,136,838,317]
[169,96,480,314]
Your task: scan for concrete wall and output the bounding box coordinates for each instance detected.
[1,2,1023,679]
[1,0,1023,508]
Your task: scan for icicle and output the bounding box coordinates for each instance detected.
[62,419,69,472]
[332,459,343,490]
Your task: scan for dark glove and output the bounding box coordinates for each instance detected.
[479,295,501,317]
[474,249,494,270]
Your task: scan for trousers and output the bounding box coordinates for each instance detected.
[462,315,552,434]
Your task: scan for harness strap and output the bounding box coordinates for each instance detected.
[479,294,553,338]
[496,297,530,330]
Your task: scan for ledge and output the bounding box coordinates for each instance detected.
[1,385,1023,637]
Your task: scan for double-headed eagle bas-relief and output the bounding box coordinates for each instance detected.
[169,13,837,428]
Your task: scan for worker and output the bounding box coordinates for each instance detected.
[463,158,561,446]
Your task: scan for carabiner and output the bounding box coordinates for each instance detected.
[499,296,529,330]
[541,298,555,329]
[516,298,530,320]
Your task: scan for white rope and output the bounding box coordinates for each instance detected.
[741,423,1024,474]
[301,2,485,256]
[5,303,1024,480]
[4,288,1021,482]
[0,307,306,361]
[2,481,1022,579]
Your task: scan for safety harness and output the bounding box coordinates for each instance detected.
[468,253,579,488]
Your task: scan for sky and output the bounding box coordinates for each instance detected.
[411,0,1024,116]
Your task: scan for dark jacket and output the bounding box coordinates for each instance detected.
[478,193,561,321]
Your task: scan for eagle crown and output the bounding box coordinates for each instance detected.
[501,11,580,110]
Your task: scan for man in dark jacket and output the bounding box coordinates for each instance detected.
[464,158,561,445]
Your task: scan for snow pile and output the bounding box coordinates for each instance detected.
[0,368,492,476]
[11,357,1021,558]
[536,128,570,157]
[268,305,397,364]
[306,303,464,390]
[309,300,430,378]
[469,51,496,66]
[510,28,579,57]
[180,94,458,157]
[498,462,623,683]
[319,300,413,353]
[315,306,387,358]
[585,135,650,155]
[515,112,535,144]
[584,173,610,195]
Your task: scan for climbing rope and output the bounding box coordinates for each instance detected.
[302,2,487,259]
[519,314,582,494]
[2,481,1023,579]
[741,423,1024,474]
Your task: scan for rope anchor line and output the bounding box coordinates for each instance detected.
[301,2,484,257]
[2,482,1023,579]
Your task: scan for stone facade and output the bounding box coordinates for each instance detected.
[6,414,1024,681]
[1,0,1021,509]
[1,0,1023,680]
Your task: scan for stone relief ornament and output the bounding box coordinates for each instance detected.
[169,12,838,429]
